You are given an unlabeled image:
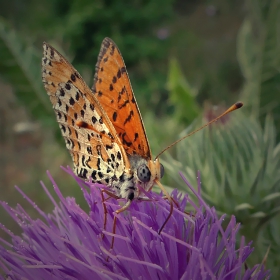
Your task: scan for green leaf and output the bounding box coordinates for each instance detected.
[235,203,254,211]
[167,58,201,124]
[262,192,280,202]
[250,212,267,218]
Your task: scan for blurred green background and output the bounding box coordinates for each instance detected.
[0,0,280,277]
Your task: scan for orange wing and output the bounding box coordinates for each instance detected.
[42,42,131,179]
[92,38,151,160]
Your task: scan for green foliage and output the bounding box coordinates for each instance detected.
[0,18,51,121]
[51,0,174,62]
[163,112,280,274]
[39,0,175,114]
[171,113,280,217]
[237,0,280,139]
[167,58,200,124]
[235,2,280,273]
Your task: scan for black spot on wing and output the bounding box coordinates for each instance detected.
[92,116,97,124]
[60,88,65,96]
[60,124,66,133]
[106,144,113,150]
[122,132,132,147]
[91,170,97,180]
[119,100,129,109]
[110,45,115,56]
[134,133,139,141]
[71,74,76,82]
[87,146,92,155]
[117,151,122,160]
[117,69,121,79]
[75,91,80,101]
[121,67,126,74]
[65,83,71,90]
[79,168,88,179]
[124,110,134,125]
[69,97,75,106]
[113,112,117,122]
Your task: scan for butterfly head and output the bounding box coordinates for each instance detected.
[136,158,164,191]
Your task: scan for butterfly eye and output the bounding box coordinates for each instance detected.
[137,164,151,183]
[160,163,164,179]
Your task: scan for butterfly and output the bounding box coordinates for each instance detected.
[42,38,170,223]
[42,38,243,237]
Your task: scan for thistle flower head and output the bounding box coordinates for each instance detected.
[0,169,270,279]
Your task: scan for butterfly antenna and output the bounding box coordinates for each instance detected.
[155,102,243,159]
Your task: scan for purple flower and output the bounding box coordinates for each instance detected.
[0,168,270,279]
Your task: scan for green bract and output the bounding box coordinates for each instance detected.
[163,112,280,272]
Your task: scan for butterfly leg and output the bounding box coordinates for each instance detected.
[162,195,180,208]
[109,200,132,252]
[100,190,108,239]
[100,189,120,239]
[147,184,179,208]
[101,189,133,256]
[155,180,174,234]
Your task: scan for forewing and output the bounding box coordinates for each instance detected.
[42,42,129,182]
[92,37,151,160]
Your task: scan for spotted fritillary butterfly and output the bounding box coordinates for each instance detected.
[42,38,243,228]
[42,38,166,214]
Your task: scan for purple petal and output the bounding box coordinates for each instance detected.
[0,169,270,279]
